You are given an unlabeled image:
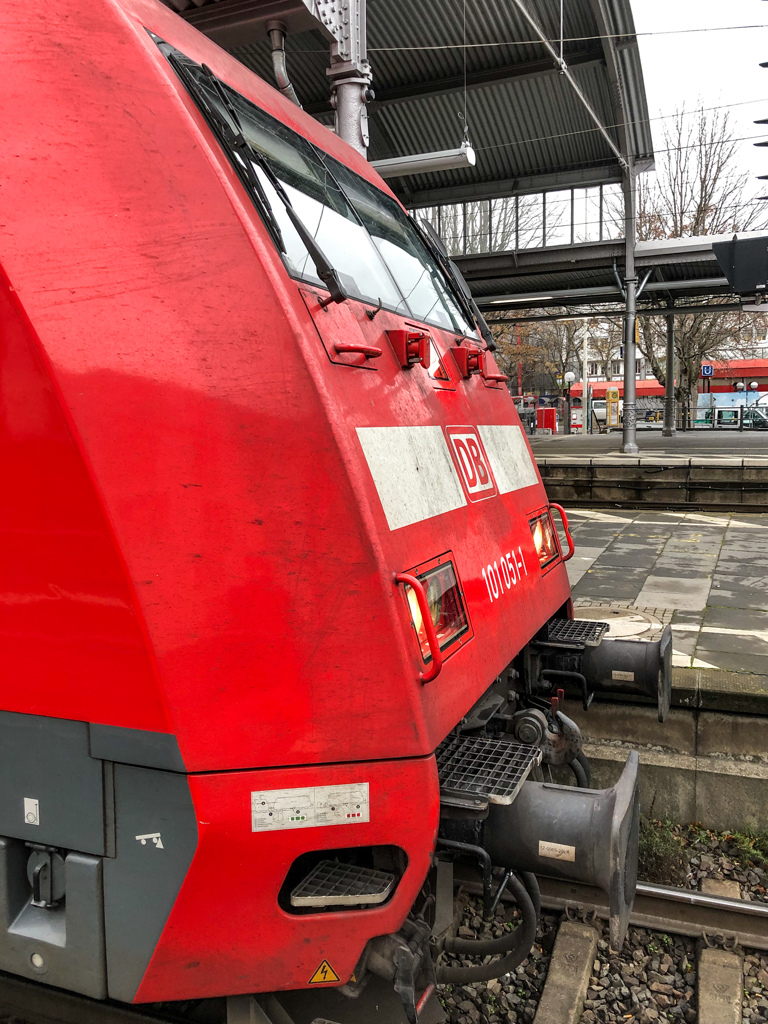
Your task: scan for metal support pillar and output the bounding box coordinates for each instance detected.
[621,168,639,454]
[662,302,676,437]
[582,330,589,435]
[323,0,372,155]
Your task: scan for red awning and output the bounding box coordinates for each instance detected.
[570,379,665,398]
[707,358,768,379]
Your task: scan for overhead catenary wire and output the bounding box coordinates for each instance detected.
[286,24,768,54]
[473,100,768,158]
[371,24,768,51]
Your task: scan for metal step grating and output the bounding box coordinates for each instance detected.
[437,735,541,805]
[546,618,609,647]
[290,860,396,908]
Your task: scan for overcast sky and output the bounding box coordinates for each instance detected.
[633,1,768,185]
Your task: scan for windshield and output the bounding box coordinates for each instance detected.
[160,43,476,337]
[325,156,475,334]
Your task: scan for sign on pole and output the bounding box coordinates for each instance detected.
[606,387,620,428]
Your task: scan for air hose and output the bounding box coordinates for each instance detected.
[435,871,539,984]
[570,753,590,789]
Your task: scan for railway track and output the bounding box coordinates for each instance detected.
[2,880,767,1024]
[539,877,768,950]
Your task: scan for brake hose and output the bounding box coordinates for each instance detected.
[570,751,591,789]
[435,872,539,984]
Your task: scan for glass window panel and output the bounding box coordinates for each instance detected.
[329,160,474,335]
[161,43,477,337]
[602,183,625,240]
[439,204,465,256]
[418,206,441,234]
[517,194,543,249]
[573,187,602,243]
[490,197,517,251]
[544,190,572,246]
[464,201,490,254]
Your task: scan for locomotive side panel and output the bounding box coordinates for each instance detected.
[0,269,168,733]
[1,0,429,770]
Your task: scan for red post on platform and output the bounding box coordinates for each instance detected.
[516,325,522,396]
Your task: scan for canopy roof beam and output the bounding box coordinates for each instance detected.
[306,50,603,115]
[488,303,747,324]
[477,277,730,309]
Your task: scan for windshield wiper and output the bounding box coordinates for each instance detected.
[415,220,496,350]
[199,65,347,307]
[166,54,286,254]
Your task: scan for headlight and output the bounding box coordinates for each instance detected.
[529,511,560,568]
[404,560,469,664]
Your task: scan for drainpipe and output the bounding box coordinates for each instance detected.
[266,21,302,108]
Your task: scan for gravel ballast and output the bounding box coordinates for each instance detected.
[579,924,697,1024]
[639,821,768,904]
[438,896,557,1023]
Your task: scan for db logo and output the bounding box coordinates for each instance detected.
[445,426,497,502]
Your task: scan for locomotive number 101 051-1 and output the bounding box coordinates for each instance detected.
[481,548,528,603]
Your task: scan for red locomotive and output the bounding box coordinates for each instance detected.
[0,3,671,1021]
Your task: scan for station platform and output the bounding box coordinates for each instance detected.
[566,508,768,680]
[532,432,768,508]
[561,508,768,830]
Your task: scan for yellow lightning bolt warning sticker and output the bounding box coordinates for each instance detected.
[308,959,340,984]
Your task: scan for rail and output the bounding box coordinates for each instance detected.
[459,873,768,949]
[539,877,768,950]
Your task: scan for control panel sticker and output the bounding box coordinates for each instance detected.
[309,959,341,984]
[251,782,370,833]
[539,840,576,862]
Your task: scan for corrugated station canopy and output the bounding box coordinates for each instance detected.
[160,0,653,209]
[458,235,746,313]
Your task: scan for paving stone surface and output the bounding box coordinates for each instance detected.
[561,509,768,675]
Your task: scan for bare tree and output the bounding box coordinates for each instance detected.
[588,323,622,378]
[491,314,586,394]
[636,108,766,241]
[420,196,544,256]
[632,107,768,424]
[489,322,543,394]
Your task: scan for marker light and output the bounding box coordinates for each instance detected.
[529,511,560,568]
[404,561,469,663]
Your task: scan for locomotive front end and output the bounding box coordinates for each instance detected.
[0,2,672,1021]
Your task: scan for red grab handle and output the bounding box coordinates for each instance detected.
[549,503,575,562]
[481,350,509,383]
[395,573,443,683]
[333,343,382,358]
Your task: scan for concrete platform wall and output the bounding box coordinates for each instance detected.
[539,458,768,509]
[566,703,768,831]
